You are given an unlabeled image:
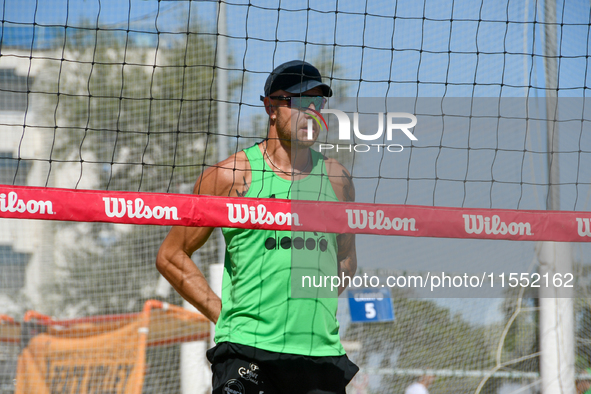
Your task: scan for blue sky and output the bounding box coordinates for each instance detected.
[4,0,590,99]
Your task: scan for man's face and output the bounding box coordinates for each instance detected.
[269,86,325,148]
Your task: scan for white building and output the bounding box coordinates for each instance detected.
[0,46,58,315]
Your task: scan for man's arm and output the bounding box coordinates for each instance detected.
[326,158,357,295]
[156,153,250,323]
[336,232,356,295]
[156,224,219,322]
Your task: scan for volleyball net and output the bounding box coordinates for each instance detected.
[1,0,591,393]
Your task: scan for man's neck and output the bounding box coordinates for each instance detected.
[262,138,312,176]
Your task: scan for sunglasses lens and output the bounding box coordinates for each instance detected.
[292,97,325,110]
[313,97,326,109]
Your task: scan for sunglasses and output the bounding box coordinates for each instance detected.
[268,95,327,110]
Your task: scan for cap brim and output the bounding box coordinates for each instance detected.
[284,80,333,97]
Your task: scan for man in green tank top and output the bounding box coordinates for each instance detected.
[157,60,358,393]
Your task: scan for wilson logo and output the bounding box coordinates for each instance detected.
[576,218,591,237]
[463,214,532,236]
[226,203,300,226]
[103,197,179,220]
[0,191,54,214]
[346,209,417,231]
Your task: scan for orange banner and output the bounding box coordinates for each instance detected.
[15,319,147,394]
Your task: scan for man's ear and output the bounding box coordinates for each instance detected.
[263,97,275,117]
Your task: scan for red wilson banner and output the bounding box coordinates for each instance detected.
[1,185,591,242]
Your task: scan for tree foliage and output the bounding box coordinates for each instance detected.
[498,294,539,374]
[37,20,231,317]
[344,295,502,394]
[43,23,221,193]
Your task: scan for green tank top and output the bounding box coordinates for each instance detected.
[215,143,344,357]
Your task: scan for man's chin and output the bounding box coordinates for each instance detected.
[291,138,316,149]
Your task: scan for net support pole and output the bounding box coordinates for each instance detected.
[214,0,228,297]
[179,4,229,390]
[211,0,228,349]
[181,301,211,394]
[181,255,211,394]
[538,243,575,394]
[539,1,575,392]
[215,0,228,162]
[209,263,224,348]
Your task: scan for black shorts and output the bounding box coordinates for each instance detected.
[206,342,359,394]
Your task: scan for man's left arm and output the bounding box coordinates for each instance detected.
[326,159,357,295]
[337,232,356,295]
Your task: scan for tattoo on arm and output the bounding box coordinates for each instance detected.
[338,234,356,272]
[342,170,355,202]
[235,176,249,197]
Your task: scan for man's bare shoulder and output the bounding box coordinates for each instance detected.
[323,155,355,202]
[193,150,252,197]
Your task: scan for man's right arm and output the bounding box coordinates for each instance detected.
[156,224,220,322]
[155,153,249,323]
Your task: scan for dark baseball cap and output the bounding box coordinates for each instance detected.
[261,60,333,100]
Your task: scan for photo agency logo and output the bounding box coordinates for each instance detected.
[307,108,418,153]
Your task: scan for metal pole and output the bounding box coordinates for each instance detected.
[180,255,210,394]
[539,0,575,392]
[212,0,228,344]
[180,4,228,393]
[216,0,228,166]
[215,0,228,268]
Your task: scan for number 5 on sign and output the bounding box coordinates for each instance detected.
[348,288,394,323]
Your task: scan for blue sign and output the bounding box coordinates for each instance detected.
[348,288,394,323]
